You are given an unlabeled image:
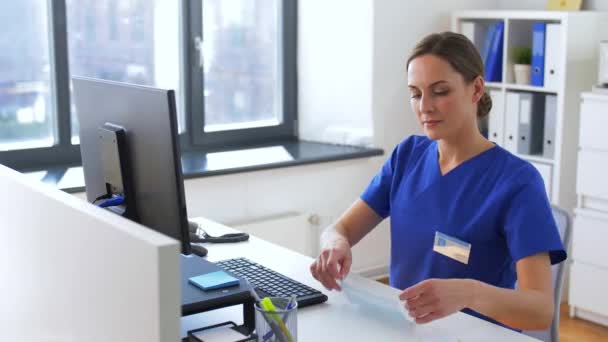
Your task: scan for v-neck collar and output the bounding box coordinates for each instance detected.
[433,141,498,177]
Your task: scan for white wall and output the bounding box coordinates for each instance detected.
[498,0,608,10]
[298,0,374,146]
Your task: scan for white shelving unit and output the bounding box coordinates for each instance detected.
[570,92,608,327]
[452,10,608,213]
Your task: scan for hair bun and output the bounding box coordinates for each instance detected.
[477,91,492,118]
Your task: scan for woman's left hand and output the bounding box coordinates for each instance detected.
[399,278,475,324]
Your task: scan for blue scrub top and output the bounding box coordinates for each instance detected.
[361,136,566,328]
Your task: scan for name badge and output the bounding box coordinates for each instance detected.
[433,231,471,265]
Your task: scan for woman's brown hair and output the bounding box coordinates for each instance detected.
[406,32,492,118]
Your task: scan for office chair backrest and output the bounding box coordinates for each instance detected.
[523,205,572,342]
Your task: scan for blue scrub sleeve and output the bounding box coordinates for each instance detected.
[360,148,397,219]
[502,168,567,265]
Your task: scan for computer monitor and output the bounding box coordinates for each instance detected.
[73,77,197,255]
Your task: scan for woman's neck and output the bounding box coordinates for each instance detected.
[437,129,493,167]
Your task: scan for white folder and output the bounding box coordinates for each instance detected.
[504,92,521,153]
[488,89,505,146]
[543,95,557,158]
[517,94,533,155]
[544,23,562,91]
[460,21,486,56]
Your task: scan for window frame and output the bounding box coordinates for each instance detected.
[1,0,298,170]
[184,0,298,149]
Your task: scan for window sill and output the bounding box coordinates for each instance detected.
[21,140,384,194]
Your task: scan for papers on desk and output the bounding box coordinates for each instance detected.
[340,276,460,342]
[340,276,413,324]
[190,324,249,342]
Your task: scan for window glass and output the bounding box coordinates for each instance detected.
[0,2,55,151]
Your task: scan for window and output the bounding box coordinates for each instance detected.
[189,0,296,146]
[0,0,297,171]
[0,2,55,151]
[66,0,180,143]
[202,0,280,131]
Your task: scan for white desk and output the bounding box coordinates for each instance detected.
[183,217,536,341]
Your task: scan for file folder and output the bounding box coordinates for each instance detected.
[481,23,497,65]
[504,92,521,153]
[543,95,557,159]
[485,22,504,82]
[531,22,546,87]
[460,21,486,57]
[517,93,546,155]
[544,23,562,91]
[488,89,505,145]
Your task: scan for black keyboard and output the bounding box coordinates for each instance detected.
[216,257,328,308]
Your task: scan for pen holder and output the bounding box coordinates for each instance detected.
[254,297,297,342]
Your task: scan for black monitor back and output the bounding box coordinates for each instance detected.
[73,77,191,255]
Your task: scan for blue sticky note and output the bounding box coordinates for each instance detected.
[189,271,240,291]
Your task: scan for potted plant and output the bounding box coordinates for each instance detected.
[512,46,532,85]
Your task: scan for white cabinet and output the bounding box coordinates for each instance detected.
[579,96,608,150]
[452,10,608,212]
[570,262,608,318]
[570,93,608,327]
[577,150,608,200]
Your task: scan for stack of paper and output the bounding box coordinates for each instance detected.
[340,276,413,324]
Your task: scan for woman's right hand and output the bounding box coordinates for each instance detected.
[310,238,352,291]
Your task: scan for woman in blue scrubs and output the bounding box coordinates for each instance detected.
[310,32,566,331]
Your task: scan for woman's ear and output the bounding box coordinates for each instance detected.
[472,76,485,103]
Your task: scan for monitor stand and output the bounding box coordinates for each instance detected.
[180,255,255,336]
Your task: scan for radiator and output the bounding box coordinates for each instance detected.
[229,212,325,257]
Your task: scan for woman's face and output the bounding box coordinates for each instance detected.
[407,54,482,141]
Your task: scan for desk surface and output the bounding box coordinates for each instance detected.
[184,217,536,341]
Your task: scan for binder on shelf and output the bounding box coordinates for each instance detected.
[481,23,498,65]
[460,21,486,57]
[517,93,546,156]
[504,92,521,153]
[485,22,504,82]
[531,22,547,87]
[544,23,562,91]
[543,95,557,159]
[488,89,505,145]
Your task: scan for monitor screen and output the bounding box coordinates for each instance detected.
[73,77,192,255]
